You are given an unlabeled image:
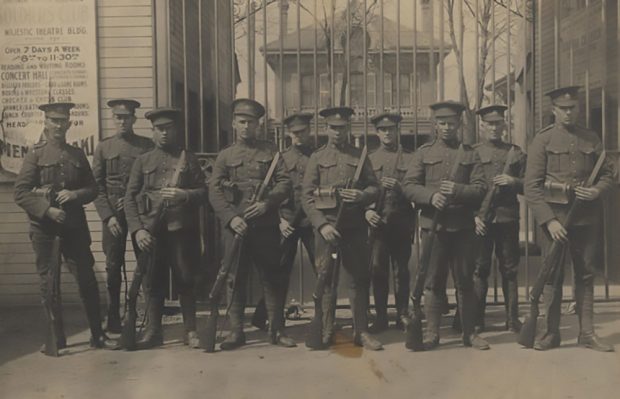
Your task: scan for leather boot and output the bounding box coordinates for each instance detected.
[220,331,246,351]
[251,298,268,332]
[423,292,441,350]
[137,296,164,349]
[576,283,613,352]
[321,288,337,346]
[266,283,296,348]
[106,286,122,334]
[370,265,389,333]
[52,299,67,349]
[180,294,199,349]
[82,287,119,350]
[534,285,562,351]
[221,283,246,351]
[473,275,488,333]
[354,331,383,351]
[505,280,522,333]
[458,288,489,350]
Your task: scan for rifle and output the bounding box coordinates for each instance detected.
[405,144,465,351]
[202,152,281,353]
[368,148,403,274]
[518,150,607,348]
[305,146,368,350]
[121,150,186,350]
[478,146,516,224]
[31,185,63,356]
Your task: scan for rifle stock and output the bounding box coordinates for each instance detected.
[43,236,61,356]
[479,146,515,223]
[518,150,606,348]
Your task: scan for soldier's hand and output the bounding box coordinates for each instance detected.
[135,229,155,252]
[474,216,488,236]
[574,186,600,201]
[381,177,400,191]
[56,189,78,205]
[546,219,568,243]
[244,201,268,220]
[160,187,189,205]
[115,197,124,212]
[45,207,66,224]
[279,218,295,238]
[493,174,515,187]
[319,224,341,245]
[107,216,123,238]
[339,188,366,203]
[365,209,382,228]
[430,192,448,210]
[230,216,248,236]
[439,180,456,196]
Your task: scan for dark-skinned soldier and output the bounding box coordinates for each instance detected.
[251,112,316,331]
[525,86,615,352]
[14,102,118,353]
[92,99,153,333]
[208,99,296,350]
[365,112,415,333]
[124,108,207,349]
[402,101,490,351]
[302,106,383,351]
[472,104,526,333]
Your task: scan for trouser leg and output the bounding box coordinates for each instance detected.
[102,220,128,333]
[370,231,389,325]
[473,232,493,330]
[389,224,413,319]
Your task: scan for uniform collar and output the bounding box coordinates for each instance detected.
[379,143,399,153]
[294,144,313,156]
[438,138,460,149]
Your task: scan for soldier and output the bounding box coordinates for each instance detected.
[472,105,526,333]
[208,98,296,350]
[365,112,415,332]
[251,112,316,331]
[524,86,615,352]
[124,107,207,349]
[92,99,153,333]
[14,102,118,353]
[402,101,490,350]
[302,106,383,351]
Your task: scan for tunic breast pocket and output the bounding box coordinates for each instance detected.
[577,146,595,174]
[142,166,158,189]
[38,161,58,186]
[105,155,120,176]
[479,156,493,179]
[253,157,273,179]
[318,159,337,184]
[226,160,244,181]
[395,166,408,180]
[119,155,136,178]
[65,158,86,184]
[422,157,443,182]
[545,146,569,173]
[373,165,384,180]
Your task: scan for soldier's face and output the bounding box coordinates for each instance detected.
[44,116,71,142]
[288,126,312,146]
[377,126,398,146]
[233,114,259,141]
[553,104,579,127]
[434,116,460,141]
[326,123,348,145]
[113,113,136,135]
[482,119,505,142]
[152,122,178,148]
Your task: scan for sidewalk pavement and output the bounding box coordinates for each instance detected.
[1,301,619,399]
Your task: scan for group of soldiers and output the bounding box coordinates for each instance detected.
[14,84,615,356]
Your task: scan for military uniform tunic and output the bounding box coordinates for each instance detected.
[302,142,379,337]
[368,145,415,320]
[14,139,104,341]
[92,132,153,311]
[402,138,487,342]
[208,139,292,334]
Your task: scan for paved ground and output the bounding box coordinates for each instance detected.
[1,302,619,399]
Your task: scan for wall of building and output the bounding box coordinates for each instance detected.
[0,0,155,306]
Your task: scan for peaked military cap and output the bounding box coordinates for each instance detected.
[477,104,507,122]
[319,106,354,126]
[545,85,580,106]
[145,107,182,127]
[107,99,141,115]
[429,101,466,118]
[284,112,313,132]
[371,112,402,128]
[232,98,265,119]
[39,102,75,118]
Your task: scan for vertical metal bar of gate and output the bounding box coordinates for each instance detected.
[458,0,463,104]
[396,0,401,114]
[215,2,221,142]
[553,0,559,88]
[263,1,269,139]
[380,0,385,111]
[198,0,204,152]
[537,0,542,132]
[313,0,318,146]
[492,1,496,102]
[330,0,335,105]
[297,0,302,112]
[279,0,284,150]
[182,0,189,146]
[506,0,512,143]
[524,0,532,300]
[230,0,236,103]
[601,0,609,300]
[429,0,435,102]
[439,1,444,101]
[585,0,590,128]
[412,0,418,149]
[247,0,253,100]
[363,0,368,144]
[475,0,480,142]
[346,0,351,107]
